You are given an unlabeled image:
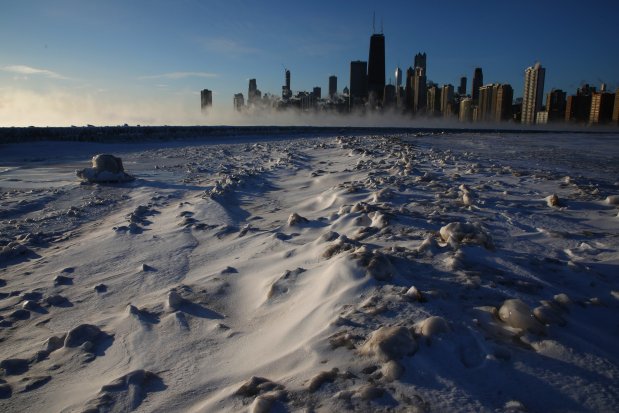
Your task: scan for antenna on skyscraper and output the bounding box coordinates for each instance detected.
[381,17,383,34]
[372,12,375,33]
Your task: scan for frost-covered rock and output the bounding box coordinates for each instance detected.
[76,154,134,183]
[439,222,494,250]
[545,194,561,207]
[416,316,450,337]
[605,195,619,205]
[287,212,308,226]
[358,326,417,361]
[498,299,544,333]
[0,241,29,262]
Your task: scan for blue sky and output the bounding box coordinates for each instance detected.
[1,0,618,125]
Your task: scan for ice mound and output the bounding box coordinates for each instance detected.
[76,154,134,183]
[351,249,395,281]
[0,241,29,262]
[358,326,417,361]
[84,370,164,412]
[416,316,450,337]
[64,324,105,348]
[498,299,544,333]
[545,194,561,207]
[234,376,284,397]
[287,212,308,226]
[439,222,494,250]
[605,195,619,205]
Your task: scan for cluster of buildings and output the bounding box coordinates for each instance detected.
[200,29,619,126]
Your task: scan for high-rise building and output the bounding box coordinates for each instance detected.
[589,91,615,124]
[414,52,427,74]
[405,67,414,110]
[395,67,402,88]
[459,98,473,122]
[282,70,292,100]
[521,62,545,124]
[233,93,244,111]
[471,68,483,102]
[383,84,396,107]
[368,33,386,103]
[495,84,514,122]
[441,84,454,116]
[394,67,403,107]
[613,88,619,124]
[200,89,212,112]
[413,67,427,113]
[458,77,467,96]
[566,84,594,123]
[313,87,322,100]
[329,75,337,98]
[546,89,566,122]
[248,79,258,105]
[426,84,441,116]
[350,60,368,106]
[478,84,495,122]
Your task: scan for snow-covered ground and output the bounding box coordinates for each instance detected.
[1,132,618,412]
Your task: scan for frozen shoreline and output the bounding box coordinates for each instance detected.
[1,132,618,412]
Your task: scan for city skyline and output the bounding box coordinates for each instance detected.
[1,0,618,126]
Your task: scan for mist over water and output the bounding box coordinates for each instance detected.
[1,86,612,132]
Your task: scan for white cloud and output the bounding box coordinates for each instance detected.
[138,72,218,80]
[2,65,69,80]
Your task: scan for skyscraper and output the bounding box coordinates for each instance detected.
[441,84,454,116]
[313,87,322,100]
[395,67,402,88]
[589,91,615,124]
[471,68,483,102]
[413,67,427,113]
[546,89,566,121]
[405,66,414,110]
[426,84,441,116]
[495,84,514,122]
[459,98,473,122]
[521,62,545,124]
[282,70,292,100]
[383,84,396,107]
[566,84,594,123]
[478,84,495,122]
[414,52,427,74]
[350,60,368,107]
[458,77,467,96]
[329,75,337,98]
[200,89,212,112]
[233,93,244,111]
[248,79,258,105]
[613,89,619,124]
[368,33,386,103]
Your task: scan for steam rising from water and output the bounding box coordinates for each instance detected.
[0,86,600,131]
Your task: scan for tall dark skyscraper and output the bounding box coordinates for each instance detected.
[282,70,292,100]
[405,66,414,110]
[329,75,337,98]
[546,89,566,121]
[414,52,427,73]
[350,60,368,106]
[248,78,258,105]
[367,33,385,103]
[200,89,212,112]
[458,77,467,96]
[472,68,483,102]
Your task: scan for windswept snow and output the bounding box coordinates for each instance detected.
[0,132,618,412]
